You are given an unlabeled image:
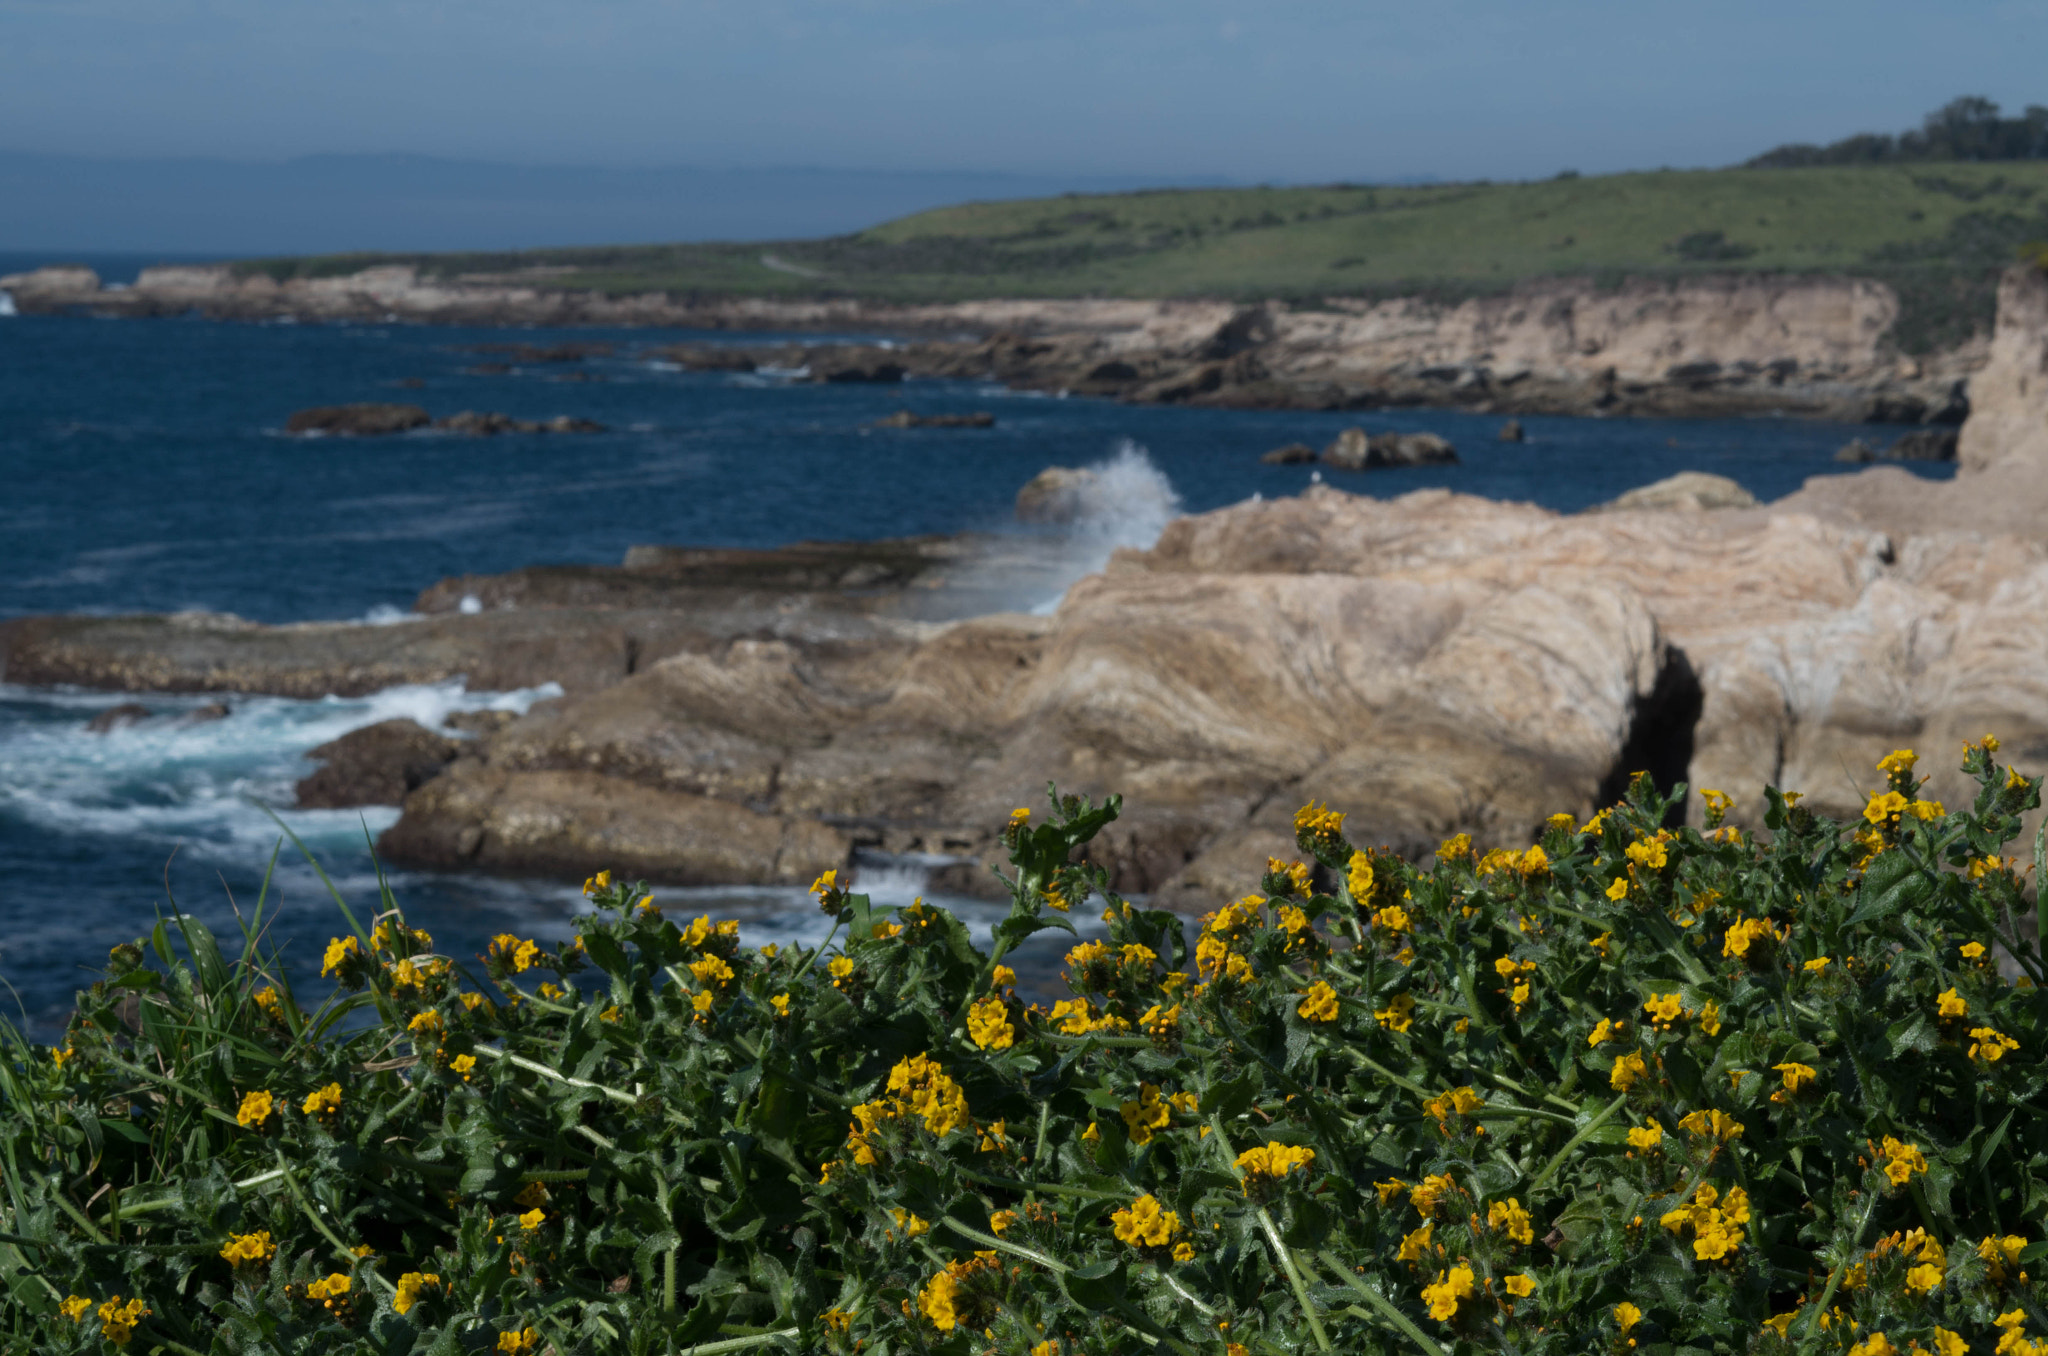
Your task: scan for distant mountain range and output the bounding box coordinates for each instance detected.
[0,150,1236,256]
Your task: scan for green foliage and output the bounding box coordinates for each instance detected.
[9,748,2048,1355]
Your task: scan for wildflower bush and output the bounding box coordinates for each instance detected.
[9,741,2048,1355]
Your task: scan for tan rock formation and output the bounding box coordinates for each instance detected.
[1958,265,2048,474]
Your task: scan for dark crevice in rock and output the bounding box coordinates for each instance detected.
[1600,645,1704,826]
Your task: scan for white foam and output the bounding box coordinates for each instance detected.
[357,604,422,626]
[0,680,559,865]
[0,291,15,318]
[1027,439,1182,615]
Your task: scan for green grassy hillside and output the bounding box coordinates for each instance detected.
[242,162,2048,350]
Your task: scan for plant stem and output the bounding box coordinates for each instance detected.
[1528,1092,1629,1194]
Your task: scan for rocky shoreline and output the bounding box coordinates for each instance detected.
[0,262,1983,423]
[5,263,2043,911]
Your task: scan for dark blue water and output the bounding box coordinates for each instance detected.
[0,309,1949,1038]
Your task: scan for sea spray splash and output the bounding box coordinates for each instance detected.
[1027,439,1182,613]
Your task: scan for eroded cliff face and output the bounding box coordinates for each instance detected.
[1958,265,2048,473]
[0,263,1981,422]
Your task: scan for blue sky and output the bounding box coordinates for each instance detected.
[4,1,2045,181]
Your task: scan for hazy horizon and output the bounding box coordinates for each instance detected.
[2,2,2044,254]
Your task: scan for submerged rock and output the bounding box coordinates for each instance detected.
[286,404,431,436]
[1260,442,1319,465]
[85,702,151,734]
[1498,419,1526,443]
[1322,428,1459,470]
[870,410,996,429]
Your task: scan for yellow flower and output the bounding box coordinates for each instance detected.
[1375,1178,1407,1205]
[96,1296,151,1346]
[1848,1335,1897,1356]
[1627,1122,1664,1152]
[1678,1108,1745,1142]
[320,935,361,977]
[301,1083,342,1117]
[1372,903,1411,934]
[1614,1302,1643,1332]
[1111,1193,1181,1248]
[1374,992,1416,1032]
[688,953,734,989]
[890,1207,930,1238]
[1235,1142,1315,1193]
[1934,1330,1968,1356]
[219,1229,277,1266]
[1804,956,1831,973]
[1605,876,1628,901]
[1396,1221,1434,1261]
[1294,801,1346,848]
[60,1295,91,1322]
[1519,845,1549,877]
[1488,1197,1533,1245]
[516,1206,546,1230]
[1881,1136,1927,1186]
[1697,1000,1722,1036]
[1438,831,1473,861]
[1347,849,1375,902]
[962,995,1019,1056]
[497,1330,540,1356]
[1723,916,1774,959]
[1773,1062,1817,1093]
[1610,1050,1649,1089]
[1865,790,1909,824]
[1971,1026,2020,1062]
[1878,748,1919,777]
[1504,1272,1535,1298]
[1120,1084,1172,1144]
[989,1209,1017,1236]
[236,1089,274,1129]
[392,1272,442,1316]
[828,956,856,989]
[581,869,613,896]
[918,1268,960,1331]
[1588,1017,1617,1047]
[1410,1173,1455,1216]
[1297,981,1339,1023]
[1642,992,1684,1027]
[1421,1265,1475,1322]
[1963,942,1989,960]
[1423,1086,1486,1124]
[1591,931,1611,956]
[1625,836,1669,872]
[450,1054,477,1078]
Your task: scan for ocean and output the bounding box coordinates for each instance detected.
[0,302,1950,1038]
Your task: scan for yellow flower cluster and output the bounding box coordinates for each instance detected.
[218,1230,276,1266]
[1678,1108,1744,1143]
[321,935,363,978]
[1494,956,1536,1013]
[1881,1135,1928,1186]
[1971,1026,2020,1062]
[392,1271,442,1316]
[1722,915,1778,960]
[1423,1086,1484,1130]
[1487,1196,1533,1245]
[1293,801,1346,853]
[486,933,541,973]
[841,1052,971,1169]
[1111,1193,1183,1250]
[235,1089,274,1129]
[917,1252,1002,1332]
[1982,1233,2029,1285]
[1421,1263,1476,1321]
[1658,1182,1750,1260]
[302,1082,342,1117]
[497,1329,541,1355]
[1235,1141,1315,1194]
[303,1273,352,1316]
[966,995,1015,1050]
[1296,980,1338,1023]
[1627,1121,1663,1153]
[91,1296,150,1346]
[1609,1050,1650,1089]
[1374,992,1416,1032]
[1046,996,1130,1036]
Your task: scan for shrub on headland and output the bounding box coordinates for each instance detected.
[7,745,2048,1354]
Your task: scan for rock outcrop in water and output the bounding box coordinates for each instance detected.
[0,263,1988,423]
